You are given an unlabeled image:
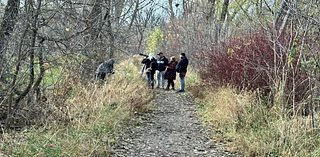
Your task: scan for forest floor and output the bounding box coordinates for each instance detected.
[112,88,239,157]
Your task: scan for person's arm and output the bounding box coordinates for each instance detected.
[142,58,148,64]
[165,58,169,66]
[176,61,181,73]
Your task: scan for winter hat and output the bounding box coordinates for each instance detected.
[149,53,155,59]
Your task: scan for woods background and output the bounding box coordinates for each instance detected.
[1,0,320,156]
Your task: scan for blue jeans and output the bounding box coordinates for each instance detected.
[96,72,106,80]
[156,70,166,88]
[146,73,151,84]
[147,72,155,88]
[179,73,186,91]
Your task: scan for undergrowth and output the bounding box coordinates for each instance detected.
[187,82,320,156]
[0,58,154,156]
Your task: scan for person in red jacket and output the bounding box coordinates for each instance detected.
[164,56,178,90]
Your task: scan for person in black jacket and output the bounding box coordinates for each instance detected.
[95,58,115,80]
[176,53,189,92]
[141,55,151,84]
[156,52,169,89]
[148,53,158,89]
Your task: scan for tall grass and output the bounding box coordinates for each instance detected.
[187,80,320,156]
[0,58,154,156]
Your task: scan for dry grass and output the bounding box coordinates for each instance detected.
[187,76,320,156]
[0,58,154,156]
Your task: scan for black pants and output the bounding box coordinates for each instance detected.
[167,79,174,89]
[97,72,106,80]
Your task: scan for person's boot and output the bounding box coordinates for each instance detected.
[164,86,169,90]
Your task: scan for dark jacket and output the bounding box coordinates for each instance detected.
[141,58,151,69]
[157,56,169,71]
[150,58,158,75]
[176,57,189,73]
[96,60,113,74]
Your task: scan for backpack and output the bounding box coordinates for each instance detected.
[150,59,158,71]
[146,59,157,73]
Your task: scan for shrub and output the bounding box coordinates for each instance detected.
[197,30,309,106]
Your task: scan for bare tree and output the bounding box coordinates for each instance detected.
[0,0,20,88]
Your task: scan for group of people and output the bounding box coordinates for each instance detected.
[94,52,189,93]
[142,52,189,93]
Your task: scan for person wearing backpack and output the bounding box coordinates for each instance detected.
[146,53,158,89]
[155,52,169,89]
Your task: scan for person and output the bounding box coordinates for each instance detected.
[95,58,115,80]
[156,52,169,89]
[147,53,158,89]
[141,55,151,84]
[164,56,178,90]
[176,53,189,93]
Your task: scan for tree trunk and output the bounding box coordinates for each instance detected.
[114,0,125,26]
[0,0,20,82]
[274,0,288,28]
[15,0,43,106]
[89,0,102,42]
[128,1,139,31]
[208,0,216,21]
[220,0,229,22]
[5,0,42,131]
[104,0,114,59]
[168,0,175,21]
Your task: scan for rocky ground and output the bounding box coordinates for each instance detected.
[112,89,238,157]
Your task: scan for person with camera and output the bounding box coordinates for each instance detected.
[156,52,169,89]
[144,53,157,89]
[141,54,151,85]
[95,58,115,80]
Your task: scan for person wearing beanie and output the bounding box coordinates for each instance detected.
[155,52,169,89]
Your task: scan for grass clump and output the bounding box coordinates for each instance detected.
[187,79,320,156]
[0,58,154,156]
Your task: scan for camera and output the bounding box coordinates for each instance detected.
[139,53,149,58]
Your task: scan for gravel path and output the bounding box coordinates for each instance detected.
[113,89,236,157]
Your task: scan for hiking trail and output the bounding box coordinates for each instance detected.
[112,89,237,156]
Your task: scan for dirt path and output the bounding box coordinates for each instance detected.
[113,89,236,156]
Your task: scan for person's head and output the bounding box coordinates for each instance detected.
[157,52,164,58]
[170,56,176,62]
[149,53,155,59]
[108,58,115,65]
[180,53,186,59]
